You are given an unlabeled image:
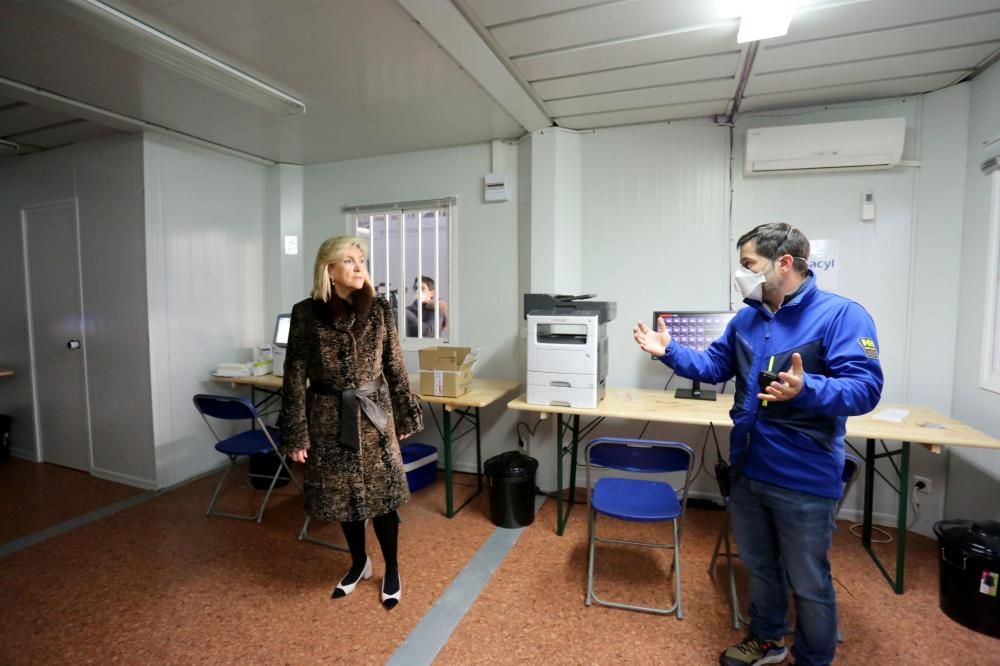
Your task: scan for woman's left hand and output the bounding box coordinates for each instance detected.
[398,431,412,441]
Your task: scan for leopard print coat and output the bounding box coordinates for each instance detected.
[279,291,423,523]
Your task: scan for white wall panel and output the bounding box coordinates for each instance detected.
[0,133,156,487]
[75,135,157,487]
[303,141,522,473]
[947,60,1000,522]
[144,133,268,488]
[734,94,975,535]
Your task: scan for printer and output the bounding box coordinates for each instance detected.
[524,294,616,409]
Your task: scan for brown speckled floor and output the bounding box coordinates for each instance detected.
[437,500,1000,664]
[1,466,997,665]
[0,458,144,543]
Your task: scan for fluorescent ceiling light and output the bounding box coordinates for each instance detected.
[33,0,306,115]
[737,0,796,43]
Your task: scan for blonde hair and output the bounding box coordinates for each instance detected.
[311,236,376,302]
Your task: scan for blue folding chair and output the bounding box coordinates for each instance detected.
[193,394,301,523]
[585,437,694,617]
[709,452,864,634]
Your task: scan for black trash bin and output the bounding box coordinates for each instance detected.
[933,519,1000,638]
[0,414,10,463]
[249,427,290,490]
[484,451,538,528]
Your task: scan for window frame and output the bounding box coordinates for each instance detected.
[981,168,1000,394]
[345,197,457,351]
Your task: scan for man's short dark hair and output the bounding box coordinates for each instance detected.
[737,223,810,274]
[414,275,435,291]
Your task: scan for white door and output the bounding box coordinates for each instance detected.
[23,201,92,471]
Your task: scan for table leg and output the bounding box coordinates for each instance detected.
[556,414,565,535]
[475,407,483,497]
[893,442,910,594]
[555,414,581,536]
[862,438,875,548]
[860,438,910,594]
[443,406,454,518]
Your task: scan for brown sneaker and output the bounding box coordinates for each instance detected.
[719,634,788,665]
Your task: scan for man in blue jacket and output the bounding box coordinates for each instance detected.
[633,223,883,666]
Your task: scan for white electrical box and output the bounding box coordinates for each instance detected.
[861,191,875,222]
[484,173,508,202]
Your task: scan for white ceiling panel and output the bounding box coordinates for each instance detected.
[10,119,118,148]
[462,0,609,28]
[757,11,1000,73]
[131,0,334,40]
[0,0,526,163]
[748,43,993,96]
[492,0,738,57]
[740,72,962,112]
[514,23,740,81]
[555,99,728,129]
[548,78,735,116]
[775,0,1000,47]
[0,103,74,137]
[533,52,740,100]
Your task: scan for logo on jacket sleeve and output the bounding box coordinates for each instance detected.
[857,337,879,359]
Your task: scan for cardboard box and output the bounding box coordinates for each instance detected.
[418,346,476,397]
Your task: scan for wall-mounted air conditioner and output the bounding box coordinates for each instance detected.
[744,117,906,176]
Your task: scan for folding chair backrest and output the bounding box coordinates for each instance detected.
[192,394,258,421]
[587,437,693,474]
[837,452,863,513]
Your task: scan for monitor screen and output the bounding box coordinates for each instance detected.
[651,311,737,354]
[273,313,291,348]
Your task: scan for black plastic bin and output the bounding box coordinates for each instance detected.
[249,427,290,490]
[484,451,538,528]
[933,519,1000,638]
[0,414,10,463]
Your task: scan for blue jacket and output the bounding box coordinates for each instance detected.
[659,273,883,498]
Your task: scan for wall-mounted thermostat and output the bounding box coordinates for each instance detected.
[484,173,508,202]
[861,191,875,222]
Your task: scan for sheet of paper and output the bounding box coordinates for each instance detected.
[872,408,909,423]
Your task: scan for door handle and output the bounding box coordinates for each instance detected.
[67,340,81,350]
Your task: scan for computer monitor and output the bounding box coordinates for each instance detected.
[273,313,291,347]
[652,310,737,401]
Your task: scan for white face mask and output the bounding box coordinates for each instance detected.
[733,264,770,302]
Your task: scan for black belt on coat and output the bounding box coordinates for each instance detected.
[309,376,388,451]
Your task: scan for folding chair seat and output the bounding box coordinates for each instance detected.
[585,437,694,618]
[193,394,301,523]
[709,452,864,633]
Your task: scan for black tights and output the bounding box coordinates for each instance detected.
[340,511,400,591]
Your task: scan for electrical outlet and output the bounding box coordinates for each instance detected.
[914,475,932,494]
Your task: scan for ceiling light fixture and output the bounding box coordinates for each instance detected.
[737,0,796,43]
[32,0,306,115]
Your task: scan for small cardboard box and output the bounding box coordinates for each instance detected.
[418,346,476,397]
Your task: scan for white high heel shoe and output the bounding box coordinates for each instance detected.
[381,573,401,609]
[331,557,372,598]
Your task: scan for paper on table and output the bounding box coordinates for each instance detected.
[872,408,909,423]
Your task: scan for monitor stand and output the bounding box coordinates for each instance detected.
[675,380,717,401]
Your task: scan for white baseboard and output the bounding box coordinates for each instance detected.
[10,447,41,463]
[91,466,158,490]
